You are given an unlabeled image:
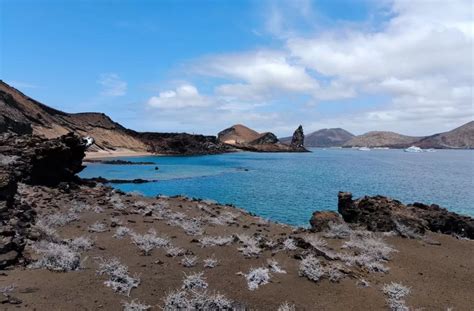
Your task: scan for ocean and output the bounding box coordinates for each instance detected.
[80,148,474,226]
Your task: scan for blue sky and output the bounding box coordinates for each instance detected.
[1,0,472,136]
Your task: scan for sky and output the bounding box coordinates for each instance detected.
[1,0,472,136]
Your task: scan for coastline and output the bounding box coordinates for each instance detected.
[84,150,156,160]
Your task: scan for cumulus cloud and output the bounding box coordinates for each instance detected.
[98,73,127,96]
[143,0,472,136]
[147,84,213,109]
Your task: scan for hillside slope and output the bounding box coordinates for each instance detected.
[0,81,228,155]
[281,128,354,147]
[343,131,423,148]
[415,121,474,149]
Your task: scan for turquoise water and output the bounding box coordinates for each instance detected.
[80,149,474,226]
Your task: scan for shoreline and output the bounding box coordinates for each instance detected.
[84,150,156,160]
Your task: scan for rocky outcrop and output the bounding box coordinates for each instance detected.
[250,132,279,145]
[414,121,474,149]
[218,124,309,153]
[0,132,89,268]
[337,192,474,239]
[138,132,230,155]
[290,125,305,150]
[309,211,344,232]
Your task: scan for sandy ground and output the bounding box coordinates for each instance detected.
[85,149,154,160]
[0,184,473,311]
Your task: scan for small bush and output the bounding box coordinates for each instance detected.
[68,236,94,251]
[88,221,107,233]
[30,241,81,272]
[267,259,286,274]
[203,257,218,268]
[382,282,411,311]
[199,236,234,247]
[242,267,270,291]
[166,246,186,257]
[122,300,151,311]
[237,234,261,257]
[162,289,233,310]
[114,226,132,239]
[278,302,296,311]
[130,229,170,255]
[282,238,297,251]
[323,222,352,239]
[96,257,140,296]
[182,272,208,290]
[43,212,80,227]
[299,255,324,282]
[181,255,198,268]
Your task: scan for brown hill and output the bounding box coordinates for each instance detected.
[0,81,228,155]
[281,128,354,147]
[343,131,423,148]
[414,121,474,149]
[218,124,308,152]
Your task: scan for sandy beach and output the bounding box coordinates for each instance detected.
[85,149,155,160]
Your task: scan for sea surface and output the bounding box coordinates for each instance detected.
[80,149,474,226]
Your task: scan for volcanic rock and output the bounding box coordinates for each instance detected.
[337,192,474,239]
[309,211,344,232]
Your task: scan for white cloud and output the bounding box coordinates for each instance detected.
[147,84,213,109]
[98,73,127,96]
[141,0,473,136]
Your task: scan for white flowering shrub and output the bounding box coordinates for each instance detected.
[237,234,261,257]
[323,222,352,239]
[304,235,328,250]
[130,229,170,255]
[68,236,94,251]
[382,282,411,311]
[168,218,203,236]
[278,302,296,311]
[122,300,151,311]
[109,193,126,210]
[114,226,132,239]
[199,236,234,247]
[166,246,186,257]
[181,255,198,268]
[242,267,271,291]
[162,289,233,310]
[341,233,396,273]
[267,259,286,274]
[282,238,297,251]
[182,272,208,290]
[88,221,107,233]
[29,241,81,272]
[299,255,324,282]
[42,212,80,227]
[96,257,140,296]
[203,257,218,268]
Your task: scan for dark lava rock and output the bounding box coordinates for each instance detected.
[309,211,344,232]
[290,125,305,149]
[337,191,474,239]
[84,159,155,165]
[0,132,89,268]
[250,132,279,145]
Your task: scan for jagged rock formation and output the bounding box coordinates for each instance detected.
[337,192,474,239]
[414,121,474,149]
[290,125,305,149]
[218,124,309,152]
[0,133,89,268]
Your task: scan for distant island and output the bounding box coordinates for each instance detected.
[1,80,472,156]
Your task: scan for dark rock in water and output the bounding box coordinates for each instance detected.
[290,125,305,149]
[309,211,344,232]
[337,191,474,239]
[250,132,279,145]
[83,176,156,184]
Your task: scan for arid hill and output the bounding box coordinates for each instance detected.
[281,128,355,147]
[414,121,474,149]
[343,131,423,148]
[0,81,228,155]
